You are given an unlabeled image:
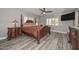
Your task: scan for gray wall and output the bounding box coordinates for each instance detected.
[0,8,21,40]
[37,16,46,25]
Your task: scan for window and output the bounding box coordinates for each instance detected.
[24,16,35,23]
[46,17,59,26]
[24,17,28,23]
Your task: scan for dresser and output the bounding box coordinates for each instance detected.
[7,27,22,40]
[69,26,79,50]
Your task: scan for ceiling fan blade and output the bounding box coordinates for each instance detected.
[39,8,53,15]
[45,11,53,13]
[39,8,45,12]
[39,9,43,11]
[41,12,43,14]
[43,8,45,10]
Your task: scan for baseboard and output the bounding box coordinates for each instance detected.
[51,30,67,34]
[0,36,7,40]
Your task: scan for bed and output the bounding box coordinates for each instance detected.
[22,19,50,44]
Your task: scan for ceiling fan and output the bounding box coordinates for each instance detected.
[39,8,53,15]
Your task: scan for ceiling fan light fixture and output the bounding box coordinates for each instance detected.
[39,8,53,16]
[43,12,46,15]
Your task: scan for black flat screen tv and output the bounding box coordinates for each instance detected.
[61,12,75,21]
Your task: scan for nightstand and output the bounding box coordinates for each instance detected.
[7,27,22,40]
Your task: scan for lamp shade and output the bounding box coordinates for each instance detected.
[11,20,19,27]
[12,20,18,23]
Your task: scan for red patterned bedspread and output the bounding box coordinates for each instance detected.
[22,26,43,38]
[22,26,50,44]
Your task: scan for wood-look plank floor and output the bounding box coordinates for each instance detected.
[0,32,72,50]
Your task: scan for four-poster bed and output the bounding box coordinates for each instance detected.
[21,14,51,44]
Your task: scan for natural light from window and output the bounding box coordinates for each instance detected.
[46,17,59,26]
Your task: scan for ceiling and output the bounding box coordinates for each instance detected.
[22,8,76,16]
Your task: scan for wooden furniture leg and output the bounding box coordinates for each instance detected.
[37,39,40,44]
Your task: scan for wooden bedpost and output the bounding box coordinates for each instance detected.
[21,14,23,34]
[37,29,40,44]
[49,27,51,34]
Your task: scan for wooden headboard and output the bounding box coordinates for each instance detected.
[23,20,35,27]
[26,20,34,23]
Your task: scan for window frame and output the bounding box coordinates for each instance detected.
[46,17,59,26]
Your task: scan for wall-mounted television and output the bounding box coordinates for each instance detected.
[61,12,75,21]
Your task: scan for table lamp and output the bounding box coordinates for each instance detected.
[12,20,18,28]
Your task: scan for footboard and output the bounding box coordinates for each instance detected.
[37,26,50,44]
